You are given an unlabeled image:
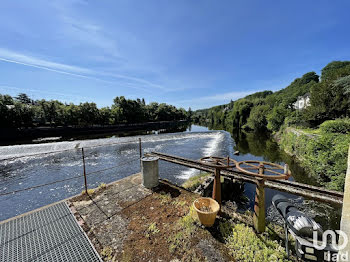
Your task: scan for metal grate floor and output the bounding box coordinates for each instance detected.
[0,202,102,262]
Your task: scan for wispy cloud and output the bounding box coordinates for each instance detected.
[179,91,252,104]
[0,48,90,74]
[172,91,254,110]
[0,85,92,102]
[60,15,120,58]
[0,48,169,92]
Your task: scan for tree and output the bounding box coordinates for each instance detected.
[267,105,288,131]
[187,107,193,120]
[321,61,350,82]
[99,107,112,126]
[15,93,32,104]
[246,104,270,131]
[79,102,99,126]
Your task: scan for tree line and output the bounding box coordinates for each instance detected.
[193,61,350,132]
[0,94,190,128]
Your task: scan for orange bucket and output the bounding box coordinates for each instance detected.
[193,197,220,227]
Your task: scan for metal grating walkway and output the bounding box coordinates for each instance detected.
[0,202,102,262]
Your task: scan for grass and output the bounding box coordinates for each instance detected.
[182,172,211,191]
[168,206,197,253]
[156,191,172,204]
[146,222,160,237]
[219,221,291,262]
[100,246,113,261]
[81,188,95,195]
[172,199,187,207]
[81,182,107,196]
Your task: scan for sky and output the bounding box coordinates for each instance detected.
[0,1,350,110]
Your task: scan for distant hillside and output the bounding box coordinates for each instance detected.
[193,61,350,132]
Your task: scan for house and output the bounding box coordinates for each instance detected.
[293,93,310,110]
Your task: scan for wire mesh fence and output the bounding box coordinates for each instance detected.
[0,138,143,221]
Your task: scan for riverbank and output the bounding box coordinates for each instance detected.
[275,121,350,192]
[0,120,189,145]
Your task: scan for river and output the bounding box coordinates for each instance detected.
[0,124,341,230]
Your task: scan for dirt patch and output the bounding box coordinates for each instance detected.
[118,182,235,262]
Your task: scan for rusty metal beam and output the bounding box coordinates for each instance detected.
[147,152,343,205]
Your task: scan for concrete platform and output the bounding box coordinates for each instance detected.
[68,173,235,261]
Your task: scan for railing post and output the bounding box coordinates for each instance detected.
[212,168,222,208]
[253,164,266,233]
[82,147,88,194]
[139,138,142,169]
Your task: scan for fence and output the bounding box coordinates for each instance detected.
[0,138,143,198]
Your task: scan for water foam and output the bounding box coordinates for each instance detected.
[0,131,219,161]
[177,132,224,180]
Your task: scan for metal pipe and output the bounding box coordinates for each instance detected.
[82,148,88,194]
[139,138,142,169]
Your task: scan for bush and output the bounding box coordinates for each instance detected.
[319,119,350,134]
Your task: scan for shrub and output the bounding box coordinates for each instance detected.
[319,119,350,134]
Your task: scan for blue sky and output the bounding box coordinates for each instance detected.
[0,0,349,110]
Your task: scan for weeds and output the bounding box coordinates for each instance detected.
[146,222,160,237]
[81,188,95,195]
[168,206,197,253]
[182,172,211,191]
[219,221,291,262]
[100,246,114,261]
[156,191,172,204]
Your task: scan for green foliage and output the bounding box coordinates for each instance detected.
[267,105,289,131]
[319,119,350,134]
[245,90,273,100]
[146,222,160,236]
[219,222,290,262]
[279,124,350,191]
[246,104,270,131]
[168,206,197,254]
[182,172,211,191]
[321,61,350,82]
[305,75,350,124]
[0,93,188,128]
[156,191,172,204]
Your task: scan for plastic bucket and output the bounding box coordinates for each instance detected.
[193,197,220,227]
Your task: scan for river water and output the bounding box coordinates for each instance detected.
[0,125,341,230]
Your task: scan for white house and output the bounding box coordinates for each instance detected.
[293,93,310,110]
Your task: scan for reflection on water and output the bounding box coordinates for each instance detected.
[0,124,341,231]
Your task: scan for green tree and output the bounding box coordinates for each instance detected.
[267,105,288,131]
[15,93,32,104]
[246,104,270,131]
